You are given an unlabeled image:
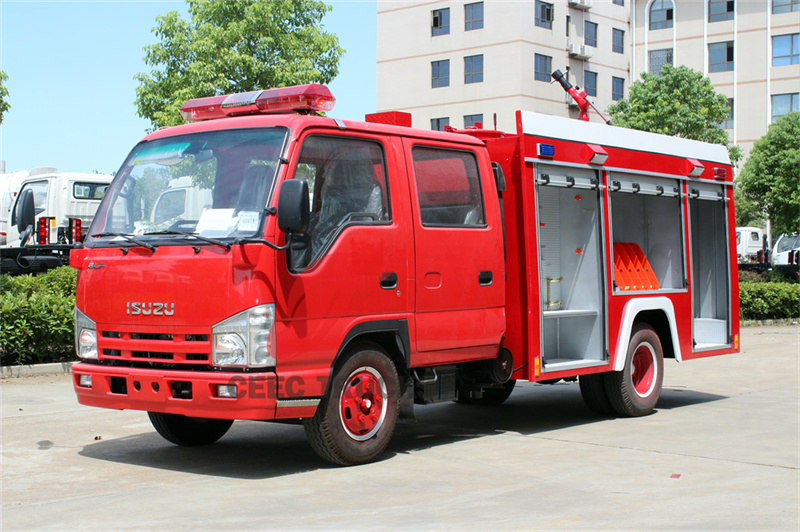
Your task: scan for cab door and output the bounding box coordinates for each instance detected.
[274,132,413,397]
[403,140,505,363]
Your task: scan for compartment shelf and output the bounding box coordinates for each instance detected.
[543,309,598,319]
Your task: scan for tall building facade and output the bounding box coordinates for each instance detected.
[376,1,799,158]
[376,1,631,133]
[633,0,800,156]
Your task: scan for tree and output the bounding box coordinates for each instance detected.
[135,0,343,130]
[607,65,741,164]
[738,112,800,235]
[0,70,10,124]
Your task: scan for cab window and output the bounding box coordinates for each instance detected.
[290,135,389,271]
[411,147,485,227]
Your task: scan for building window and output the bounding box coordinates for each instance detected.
[465,2,483,31]
[431,117,450,131]
[772,34,800,66]
[612,28,624,54]
[535,1,553,29]
[432,8,450,36]
[464,114,483,128]
[709,41,734,72]
[535,53,552,82]
[649,48,673,74]
[722,98,734,129]
[431,60,450,88]
[584,70,597,97]
[613,0,624,5]
[771,93,799,122]
[709,0,734,22]
[585,21,597,47]
[773,0,800,14]
[612,76,625,101]
[650,0,674,30]
[464,55,484,84]
[566,15,570,37]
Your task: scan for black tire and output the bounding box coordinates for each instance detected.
[579,373,615,416]
[458,380,516,405]
[304,344,400,466]
[147,412,233,446]
[604,324,664,417]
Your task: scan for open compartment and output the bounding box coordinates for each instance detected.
[535,165,605,370]
[689,183,731,348]
[609,174,685,291]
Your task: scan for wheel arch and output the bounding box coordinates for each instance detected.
[326,319,411,395]
[613,297,682,372]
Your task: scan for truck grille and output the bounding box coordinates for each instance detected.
[99,326,211,365]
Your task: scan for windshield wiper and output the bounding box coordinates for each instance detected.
[145,230,232,251]
[91,232,157,252]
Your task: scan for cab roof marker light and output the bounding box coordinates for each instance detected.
[687,158,705,178]
[180,84,336,122]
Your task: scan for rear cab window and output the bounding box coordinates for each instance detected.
[411,146,485,227]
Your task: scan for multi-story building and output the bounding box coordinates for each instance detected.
[633,0,800,157]
[376,1,799,158]
[376,1,631,133]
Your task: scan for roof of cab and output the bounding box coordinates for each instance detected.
[142,113,487,148]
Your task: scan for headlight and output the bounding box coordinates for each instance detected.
[212,304,276,368]
[74,308,98,359]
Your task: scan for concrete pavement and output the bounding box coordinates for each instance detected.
[1,325,798,530]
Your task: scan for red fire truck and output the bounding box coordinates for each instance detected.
[71,83,738,465]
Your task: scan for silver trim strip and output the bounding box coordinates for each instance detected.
[276,398,321,409]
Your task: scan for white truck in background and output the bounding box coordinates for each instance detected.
[1,168,112,274]
[735,226,765,263]
[772,233,800,266]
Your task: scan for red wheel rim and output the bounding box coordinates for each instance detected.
[339,366,387,441]
[631,342,657,398]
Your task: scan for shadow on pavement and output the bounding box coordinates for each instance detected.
[78,381,726,479]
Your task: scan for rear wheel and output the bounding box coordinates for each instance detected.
[304,344,400,465]
[147,412,233,446]
[604,324,664,417]
[579,373,614,416]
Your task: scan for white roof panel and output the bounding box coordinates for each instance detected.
[519,111,731,165]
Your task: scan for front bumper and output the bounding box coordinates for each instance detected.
[72,363,277,420]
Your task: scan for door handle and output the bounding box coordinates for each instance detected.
[478,270,493,286]
[380,272,398,290]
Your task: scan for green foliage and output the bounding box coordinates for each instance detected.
[607,65,741,164]
[733,184,764,228]
[739,282,800,321]
[0,267,77,365]
[737,112,800,236]
[0,70,10,124]
[135,0,343,129]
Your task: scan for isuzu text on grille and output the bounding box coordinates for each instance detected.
[126,302,175,316]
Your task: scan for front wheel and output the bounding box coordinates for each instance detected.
[304,344,400,465]
[604,324,664,417]
[147,412,233,446]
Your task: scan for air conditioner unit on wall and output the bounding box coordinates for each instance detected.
[567,42,580,55]
[568,0,593,9]
[565,93,579,107]
[579,45,594,59]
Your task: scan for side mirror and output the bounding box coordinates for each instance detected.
[277,179,309,234]
[14,188,36,231]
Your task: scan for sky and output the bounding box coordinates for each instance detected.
[0,0,377,175]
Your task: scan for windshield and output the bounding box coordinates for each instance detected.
[88,128,287,242]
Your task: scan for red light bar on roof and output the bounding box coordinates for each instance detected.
[180,84,335,122]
